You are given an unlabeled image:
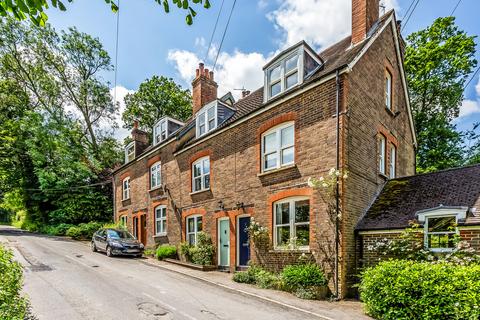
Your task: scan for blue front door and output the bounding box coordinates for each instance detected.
[238,217,251,266]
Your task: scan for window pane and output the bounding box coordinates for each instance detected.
[204,174,210,189]
[156,221,162,234]
[428,217,455,232]
[285,55,298,72]
[194,177,202,191]
[161,220,166,233]
[270,82,281,97]
[270,65,281,81]
[263,132,276,153]
[304,52,319,75]
[188,234,195,245]
[197,217,203,231]
[295,200,310,223]
[295,224,309,246]
[187,218,194,233]
[264,153,277,170]
[198,113,205,125]
[199,124,205,136]
[428,233,455,249]
[281,147,294,165]
[276,226,290,247]
[275,202,290,225]
[286,71,298,89]
[161,208,166,218]
[193,163,202,177]
[281,125,294,147]
[203,159,210,174]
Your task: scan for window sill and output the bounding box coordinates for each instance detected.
[148,186,163,192]
[121,198,130,201]
[153,233,167,238]
[428,248,455,253]
[257,164,296,177]
[269,247,310,253]
[189,188,211,196]
[378,173,388,180]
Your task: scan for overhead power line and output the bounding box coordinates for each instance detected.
[24,180,111,192]
[213,0,237,72]
[401,0,421,32]
[113,0,121,107]
[204,0,226,64]
[464,65,480,91]
[450,0,462,16]
[402,0,416,21]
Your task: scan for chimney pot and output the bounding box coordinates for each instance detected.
[209,71,214,80]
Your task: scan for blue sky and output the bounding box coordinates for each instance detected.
[46,0,480,140]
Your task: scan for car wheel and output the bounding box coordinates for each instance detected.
[135,254,142,258]
[91,242,97,252]
[106,246,113,257]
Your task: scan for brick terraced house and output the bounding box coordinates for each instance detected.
[113,0,418,297]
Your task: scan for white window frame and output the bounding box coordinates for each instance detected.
[416,207,467,253]
[155,205,167,236]
[389,144,396,179]
[150,161,162,190]
[273,196,310,250]
[186,215,203,246]
[379,135,386,175]
[266,51,301,99]
[122,177,130,200]
[196,102,217,138]
[120,215,128,227]
[125,142,135,163]
[261,122,295,172]
[192,156,210,193]
[385,70,392,110]
[153,119,168,145]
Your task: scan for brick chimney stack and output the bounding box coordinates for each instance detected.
[192,62,218,115]
[351,0,379,45]
[131,120,149,156]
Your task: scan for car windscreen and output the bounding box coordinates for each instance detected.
[107,230,134,239]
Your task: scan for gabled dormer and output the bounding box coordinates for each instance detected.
[195,99,234,138]
[263,41,323,102]
[125,141,135,163]
[125,120,148,164]
[153,116,184,145]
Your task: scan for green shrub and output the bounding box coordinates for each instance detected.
[179,242,192,261]
[254,269,282,289]
[102,222,126,230]
[143,249,155,257]
[281,263,327,290]
[189,232,215,265]
[156,245,177,260]
[66,221,103,240]
[232,271,254,284]
[359,260,480,320]
[0,244,27,319]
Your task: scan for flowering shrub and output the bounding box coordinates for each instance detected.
[359,260,480,320]
[246,217,269,243]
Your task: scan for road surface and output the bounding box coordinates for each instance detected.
[0,226,320,320]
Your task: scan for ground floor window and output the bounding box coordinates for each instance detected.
[155,205,167,235]
[425,216,457,251]
[120,215,127,227]
[274,197,310,249]
[186,215,203,245]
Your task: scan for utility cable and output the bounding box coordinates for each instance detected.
[401,0,421,32]
[24,181,111,192]
[113,0,121,111]
[450,0,462,16]
[213,0,237,72]
[402,0,416,21]
[204,0,225,64]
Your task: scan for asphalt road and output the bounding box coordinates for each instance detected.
[0,226,320,320]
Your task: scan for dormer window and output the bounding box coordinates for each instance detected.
[264,41,322,101]
[125,142,135,163]
[153,117,184,145]
[196,102,217,138]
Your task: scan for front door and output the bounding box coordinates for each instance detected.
[238,216,251,266]
[218,219,230,267]
[140,214,147,246]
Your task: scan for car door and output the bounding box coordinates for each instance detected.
[96,230,107,251]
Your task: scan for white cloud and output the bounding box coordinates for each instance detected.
[110,85,135,141]
[458,76,480,119]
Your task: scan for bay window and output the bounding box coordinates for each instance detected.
[192,157,210,192]
[274,197,310,249]
[262,122,295,172]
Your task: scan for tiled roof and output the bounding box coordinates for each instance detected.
[356,164,480,231]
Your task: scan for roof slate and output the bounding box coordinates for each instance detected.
[356,164,480,231]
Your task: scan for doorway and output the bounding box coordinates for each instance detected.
[218,218,230,268]
[237,216,251,267]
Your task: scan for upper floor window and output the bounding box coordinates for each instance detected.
[378,135,386,175]
[192,157,210,192]
[155,205,167,235]
[122,177,130,200]
[196,103,217,138]
[150,161,161,189]
[262,122,295,172]
[186,215,203,245]
[274,197,310,249]
[125,142,135,163]
[385,70,392,110]
[154,119,167,144]
[264,42,322,101]
[389,144,396,179]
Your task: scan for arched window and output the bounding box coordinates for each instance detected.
[261,121,295,172]
[186,215,203,245]
[155,205,167,236]
[122,177,130,200]
[273,197,310,249]
[192,156,210,192]
[150,161,161,189]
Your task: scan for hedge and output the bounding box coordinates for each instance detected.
[359,260,480,320]
[0,244,27,319]
[155,245,177,260]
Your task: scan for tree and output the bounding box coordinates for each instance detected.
[122,75,192,134]
[0,0,210,27]
[404,17,477,172]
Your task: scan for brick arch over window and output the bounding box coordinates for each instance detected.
[256,112,297,173]
[181,207,207,241]
[147,154,161,167]
[266,188,313,242]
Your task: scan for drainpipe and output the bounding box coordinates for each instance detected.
[334,69,340,299]
[112,176,116,223]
